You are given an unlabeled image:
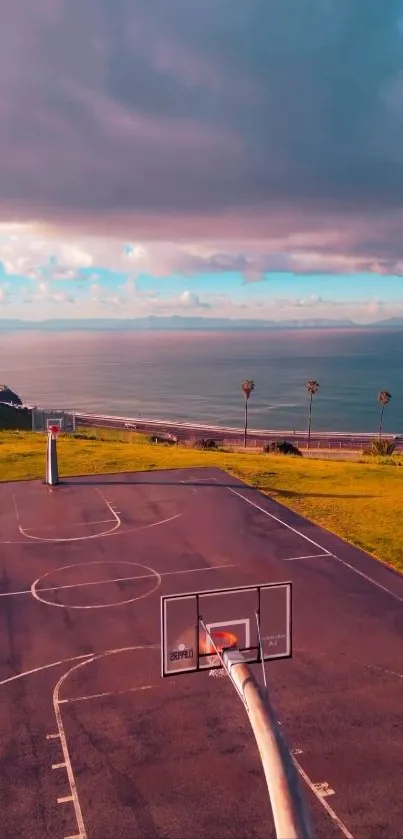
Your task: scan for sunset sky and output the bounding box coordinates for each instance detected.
[1,1,403,323]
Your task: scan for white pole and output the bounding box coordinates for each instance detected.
[223,650,316,839]
[46,430,59,485]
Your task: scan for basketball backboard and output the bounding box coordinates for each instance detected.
[161,581,292,677]
[32,408,75,433]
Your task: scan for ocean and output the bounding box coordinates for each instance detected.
[1,328,402,434]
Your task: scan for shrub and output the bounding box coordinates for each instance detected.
[148,434,177,445]
[264,440,303,456]
[193,438,219,450]
[365,438,396,456]
[0,404,31,431]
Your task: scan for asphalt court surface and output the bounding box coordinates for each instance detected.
[0,467,402,838]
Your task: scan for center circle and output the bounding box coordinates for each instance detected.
[30,561,161,609]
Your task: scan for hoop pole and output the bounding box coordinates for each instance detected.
[223,650,315,839]
[46,428,59,486]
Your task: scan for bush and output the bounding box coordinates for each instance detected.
[148,434,177,445]
[264,440,303,456]
[0,404,31,431]
[364,438,396,456]
[193,438,219,450]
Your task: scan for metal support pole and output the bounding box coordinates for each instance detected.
[46,431,59,485]
[223,650,316,839]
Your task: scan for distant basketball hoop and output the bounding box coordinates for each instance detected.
[48,425,61,439]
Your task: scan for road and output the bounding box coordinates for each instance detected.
[0,468,402,838]
[74,411,403,450]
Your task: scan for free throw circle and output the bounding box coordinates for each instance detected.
[30,560,161,609]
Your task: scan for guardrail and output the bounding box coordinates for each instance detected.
[74,412,400,442]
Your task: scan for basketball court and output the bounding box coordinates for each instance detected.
[1,455,403,837]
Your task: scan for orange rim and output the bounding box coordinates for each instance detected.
[200,629,238,655]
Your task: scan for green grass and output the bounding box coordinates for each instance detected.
[1,428,403,573]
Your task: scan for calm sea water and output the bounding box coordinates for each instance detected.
[1,329,402,433]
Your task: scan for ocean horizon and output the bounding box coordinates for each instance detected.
[2,327,402,434]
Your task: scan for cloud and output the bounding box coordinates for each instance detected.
[0,0,403,263]
[178,290,210,309]
[0,284,9,306]
[3,224,403,287]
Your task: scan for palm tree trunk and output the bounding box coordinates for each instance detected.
[307,393,313,451]
[379,404,385,439]
[244,398,248,448]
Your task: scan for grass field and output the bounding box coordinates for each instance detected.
[1,428,402,572]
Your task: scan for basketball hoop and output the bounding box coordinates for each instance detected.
[200,630,239,656]
[48,425,61,439]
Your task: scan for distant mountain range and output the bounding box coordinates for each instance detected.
[0,316,403,331]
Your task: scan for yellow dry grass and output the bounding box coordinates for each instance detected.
[1,428,402,572]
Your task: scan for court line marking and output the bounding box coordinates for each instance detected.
[293,756,354,839]
[2,654,94,688]
[53,644,157,839]
[57,795,74,804]
[0,645,159,689]
[228,487,331,554]
[53,663,87,839]
[12,489,121,542]
[52,762,67,769]
[23,519,115,531]
[31,561,162,610]
[59,683,156,705]
[295,646,403,684]
[329,553,403,605]
[0,510,182,546]
[353,660,403,680]
[282,553,330,561]
[229,487,403,605]
[0,562,238,599]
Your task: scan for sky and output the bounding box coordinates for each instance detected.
[1,1,403,324]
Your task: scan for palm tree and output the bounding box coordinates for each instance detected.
[241,379,255,448]
[378,390,391,439]
[306,379,319,450]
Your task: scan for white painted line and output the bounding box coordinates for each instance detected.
[58,795,74,804]
[1,653,94,688]
[0,561,237,600]
[31,560,162,610]
[313,782,335,798]
[54,669,89,838]
[228,487,330,554]
[59,683,156,705]
[282,553,330,561]
[161,563,238,579]
[52,762,67,769]
[354,660,403,680]
[12,490,122,543]
[24,519,115,532]
[293,756,354,838]
[0,511,182,547]
[52,644,159,839]
[229,486,403,605]
[46,733,61,740]
[0,645,158,688]
[330,554,403,605]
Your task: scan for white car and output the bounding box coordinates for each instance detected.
[124,422,137,429]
